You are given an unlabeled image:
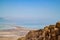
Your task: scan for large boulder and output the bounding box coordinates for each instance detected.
[56,22,60,28]
[56,22,60,35]
[25,29,43,40]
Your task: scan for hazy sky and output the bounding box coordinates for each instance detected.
[0,0,60,25]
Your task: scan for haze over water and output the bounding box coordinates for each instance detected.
[0,0,60,29]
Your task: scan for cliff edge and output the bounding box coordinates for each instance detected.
[18,22,60,40]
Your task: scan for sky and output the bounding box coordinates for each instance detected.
[0,0,60,28]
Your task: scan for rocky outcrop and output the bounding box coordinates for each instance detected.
[17,22,60,40]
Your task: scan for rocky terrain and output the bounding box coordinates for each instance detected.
[18,22,60,40]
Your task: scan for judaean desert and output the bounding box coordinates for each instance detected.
[0,25,30,40]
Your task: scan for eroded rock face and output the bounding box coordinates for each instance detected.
[56,22,60,35]
[26,29,44,40]
[18,22,60,40]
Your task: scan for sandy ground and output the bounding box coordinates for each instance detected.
[0,26,30,40]
[0,31,28,40]
[0,37,18,40]
[0,34,19,40]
